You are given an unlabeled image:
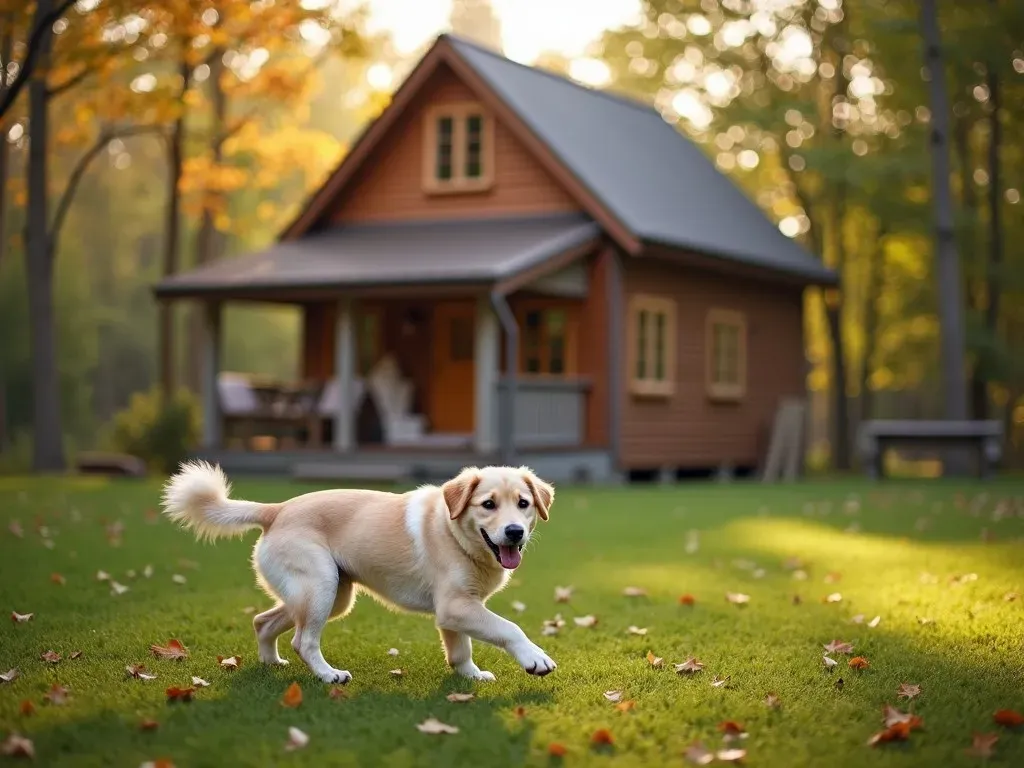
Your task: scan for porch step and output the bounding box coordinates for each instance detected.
[291,461,410,483]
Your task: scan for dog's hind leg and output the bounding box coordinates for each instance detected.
[253,604,293,665]
[439,628,496,682]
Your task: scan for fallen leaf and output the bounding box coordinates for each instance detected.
[823,655,838,669]
[513,706,527,718]
[823,640,854,654]
[40,650,61,664]
[615,700,636,712]
[171,574,187,585]
[918,617,935,626]
[110,581,130,596]
[417,718,459,735]
[684,741,714,765]
[139,760,175,768]
[711,675,731,688]
[685,530,700,554]
[387,648,400,656]
[548,742,568,757]
[623,586,647,597]
[19,700,35,716]
[554,586,573,603]
[126,664,158,680]
[96,570,110,581]
[165,686,195,702]
[0,734,34,759]
[824,572,842,583]
[725,592,750,605]
[511,600,526,613]
[966,732,998,758]
[51,573,66,586]
[849,656,870,670]
[897,683,922,700]
[574,615,598,628]
[446,692,475,703]
[868,616,881,628]
[868,717,921,746]
[217,655,241,670]
[8,520,24,538]
[328,686,347,699]
[281,682,303,708]
[1,669,19,683]
[590,728,614,745]
[764,693,781,709]
[603,690,623,703]
[825,593,843,603]
[679,594,696,606]
[11,611,33,623]
[389,669,404,678]
[835,678,845,691]
[1004,592,1018,602]
[143,565,154,579]
[994,709,1024,727]
[70,651,83,660]
[191,676,210,687]
[140,720,159,731]
[44,684,70,705]
[883,705,924,729]
[150,639,188,661]
[541,614,566,636]
[716,748,747,762]
[792,594,803,605]
[284,726,309,752]
[850,614,865,624]
[627,625,648,636]
[718,721,747,738]
[674,657,704,674]
[646,650,664,668]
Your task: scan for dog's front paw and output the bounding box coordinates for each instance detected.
[512,643,556,677]
[456,662,496,682]
[318,668,352,685]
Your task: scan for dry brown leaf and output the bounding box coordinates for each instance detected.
[716,748,747,762]
[1,734,34,759]
[1004,592,1019,602]
[140,719,160,731]
[281,682,303,708]
[590,728,614,745]
[603,690,623,703]
[191,676,210,688]
[897,683,922,700]
[44,684,70,705]
[574,615,598,628]
[674,657,704,674]
[70,651,82,660]
[139,760,175,768]
[684,741,714,765]
[165,686,195,702]
[150,639,188,661]
[328,686,348,699]
[554,586,573,603]
[627,625,648,636]
[623,586,647,597]
[718,721,747,738]
[883,705,924,729]
[824,571,842,583]
[615,700,636,712]
[389,669,405,678]
[1,668,19,683]
[284,726,309,752]
[513,706,527,719]
[417,717,459,735]
[548,742,568,757]
[541,614,566,636]
[679,594,696,606]
[19,700,35,716]
[725,592,750,605]
[993,709,1024,727]
[868,719,919,746]
[823,640,854,654]
[764,693,781,709]
[825,592,843,603]
[217,655,241,670]
[918,617,935,626]
[11,611,33,624]
[792,594,803,605]
[646,650,664,668]
[40,650,61,664]
[848,656,870,671]
[127,664,157,680]
[51,573,66,586]
[711,675,731,688]
[446,692,475,703]
[8,520,24,538]
[966,732,998,758]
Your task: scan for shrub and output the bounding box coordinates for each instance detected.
[106,388,201,474]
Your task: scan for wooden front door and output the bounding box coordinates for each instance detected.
[430,302,475,433]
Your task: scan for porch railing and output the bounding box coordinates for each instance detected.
[497,378,590,449]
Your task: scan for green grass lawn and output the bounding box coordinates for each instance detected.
[2,475,1024,767]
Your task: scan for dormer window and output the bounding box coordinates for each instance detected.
[424,103,493,193]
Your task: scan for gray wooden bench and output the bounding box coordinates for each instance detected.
[291,461,409,483]
[856,420,1003,479]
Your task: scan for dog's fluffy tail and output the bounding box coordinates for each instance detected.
[161,460,278,541]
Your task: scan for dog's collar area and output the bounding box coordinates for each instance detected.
[480,527,522,565]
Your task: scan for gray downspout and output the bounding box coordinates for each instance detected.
[490,291,517,466]
[606,247,624,479]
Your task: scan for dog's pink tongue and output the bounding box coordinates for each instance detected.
[498,545,522,570]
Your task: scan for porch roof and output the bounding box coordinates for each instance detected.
[154,213,600,300]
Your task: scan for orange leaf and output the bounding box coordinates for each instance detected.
[548,742,568,757]
[679,594,696,606]
[281,681,303,708]
[40,650,61,663]
[994,709,1024,727]
[165,686,196,702]
[51,573,66,586]
[140,719,160,731]
[718,721,746,737]
[150,639,188,661]
[328,686,348,700]
[44,684,70,705]
[591,728,614,745]
[615,700,637,712]
[19,700,35,716]
[848,656,870,670]
[868,720,913,746]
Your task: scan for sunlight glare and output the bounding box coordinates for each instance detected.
[671,88,713,130]
[569,58,612,87]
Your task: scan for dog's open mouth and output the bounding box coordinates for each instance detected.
[480,528,522,570]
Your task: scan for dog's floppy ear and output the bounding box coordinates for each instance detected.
[442,467,482,520]
[519,467,555,521]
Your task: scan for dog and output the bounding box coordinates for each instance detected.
[161,461,557,684]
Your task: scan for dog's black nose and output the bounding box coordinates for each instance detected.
[504,524,525,543]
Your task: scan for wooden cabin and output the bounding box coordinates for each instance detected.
[155,34,836,483]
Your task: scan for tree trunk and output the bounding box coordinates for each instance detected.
[25,0,65,471]
[0,19,12,453]
[158,59,190,396]
[982,10,1002,422]
[919,0,968,425]
[859,228,888,425]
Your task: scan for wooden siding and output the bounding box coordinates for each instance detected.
[619,259,806,469]
[580,252,610,446]
[329,64,579,223]
[301,302,336,380]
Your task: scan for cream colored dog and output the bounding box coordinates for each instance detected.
[161,461,557,684]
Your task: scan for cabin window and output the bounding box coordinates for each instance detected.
[520,307,574,375]
[706,309,747,400]
[424,104,493,192]
[628,295,676,397]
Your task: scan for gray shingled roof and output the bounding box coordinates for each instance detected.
[155,214,600,297]
[446,35,835,283]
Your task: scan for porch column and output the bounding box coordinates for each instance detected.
[200,301,222,449]
[474,295,500,455]
[333,297,356,452]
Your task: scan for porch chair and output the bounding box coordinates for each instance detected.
[365,356,427,446]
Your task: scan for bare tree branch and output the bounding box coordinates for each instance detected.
[0,0,77,120]
[49,124,166,247]
[47,64,92,98]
